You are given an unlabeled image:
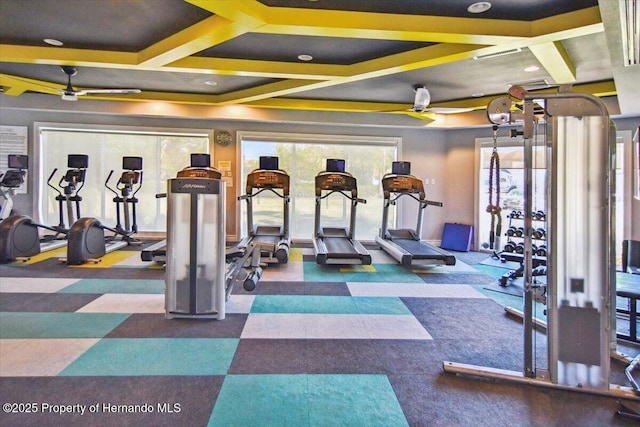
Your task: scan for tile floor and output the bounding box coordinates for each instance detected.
[0,246,638,426]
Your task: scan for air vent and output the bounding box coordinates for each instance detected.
[473,48,522,60]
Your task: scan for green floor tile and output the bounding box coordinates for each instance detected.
[0,312,129,338]
[208,374,408,427]
[251,295,411,314]
[58,279,165,294]
[59,338,238,376]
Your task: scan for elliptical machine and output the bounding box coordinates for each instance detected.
[66,156,143,265]
[0,154,28,221]
[0,154,87,263]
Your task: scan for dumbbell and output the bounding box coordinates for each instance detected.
[514,227,524,237]
[506,226,517,236]
[536,245,547,257]
[503,242,517,253]
[515,242,525,254]
[532,228,546,240]
[533,210,546,221]
[509,210,522,219]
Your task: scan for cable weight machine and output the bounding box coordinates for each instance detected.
[444,85,639,402]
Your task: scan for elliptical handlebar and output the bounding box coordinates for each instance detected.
[46,168,63,197]
[131,171,143,198]
[104,170,118,197]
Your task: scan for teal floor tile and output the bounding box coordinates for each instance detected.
[250,295,411,314]
[59,338,238,376]
[473,264,512,280]
[208,374,408,427]
[58,279,165,294]
[303,262,423,283]
[0,312,129,338]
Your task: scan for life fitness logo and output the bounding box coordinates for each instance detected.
[181,183,207,190]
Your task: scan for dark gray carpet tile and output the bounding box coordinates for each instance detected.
[229,339,312,374]
[362,340,438,375]
[390,372,637,427]
[402,297,523,340]
[104,313,247,338]
[417,272,495,284]
[0,292,101,312]
[233,281,350,296]
[0,261,163,279]
[0,376,223,427]
[229,339,389,375]
[303,339,387,374]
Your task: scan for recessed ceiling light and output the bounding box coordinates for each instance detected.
[524,65,540,72]
[298,54,313,61]
[205,80,218,86]
[467,2,492,14]
[472,92,485,97]
[44,38,63,46]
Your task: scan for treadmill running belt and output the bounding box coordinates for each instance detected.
[253,235,281,245]
[393,238,447,258]
[324,237,358,258]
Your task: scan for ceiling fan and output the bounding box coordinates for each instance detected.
[56,66,141,101]
[409,84,474,115]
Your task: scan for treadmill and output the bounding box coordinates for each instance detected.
[237,156,290,264]
[312,159,371,265]
[375,161,456,266]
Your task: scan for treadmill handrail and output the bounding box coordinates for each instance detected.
[317,189,365,204]
[238,187,288,201]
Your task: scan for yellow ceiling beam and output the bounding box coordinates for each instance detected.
[529,41,576,84]
[0,73,62,96]
[0,45,139,68]
[243,98,408,113]
[257,8,526,44]
[168,56,351,79]
[138,15,254,67]
[185,0,268,27]
[214,79,321,104]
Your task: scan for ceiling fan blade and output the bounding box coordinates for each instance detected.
[76,88,141,95]
[427,107,475,114]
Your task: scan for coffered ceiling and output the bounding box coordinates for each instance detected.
[0,0,637,125]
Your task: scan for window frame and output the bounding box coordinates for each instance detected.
[236,131,401,243]
[34,122,213,232]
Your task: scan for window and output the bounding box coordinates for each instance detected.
[238,132,398,241]
[476,136,546,251]
[36,124,210,232]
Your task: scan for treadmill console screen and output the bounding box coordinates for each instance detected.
[391,161,411,175]
[259,156,279,170]
[326,159,345,173]
[191,153,210,168]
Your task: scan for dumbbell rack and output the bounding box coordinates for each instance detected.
[498,210,547,288]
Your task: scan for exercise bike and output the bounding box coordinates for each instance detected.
[65,156,143,265]
[0,154,87,263]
